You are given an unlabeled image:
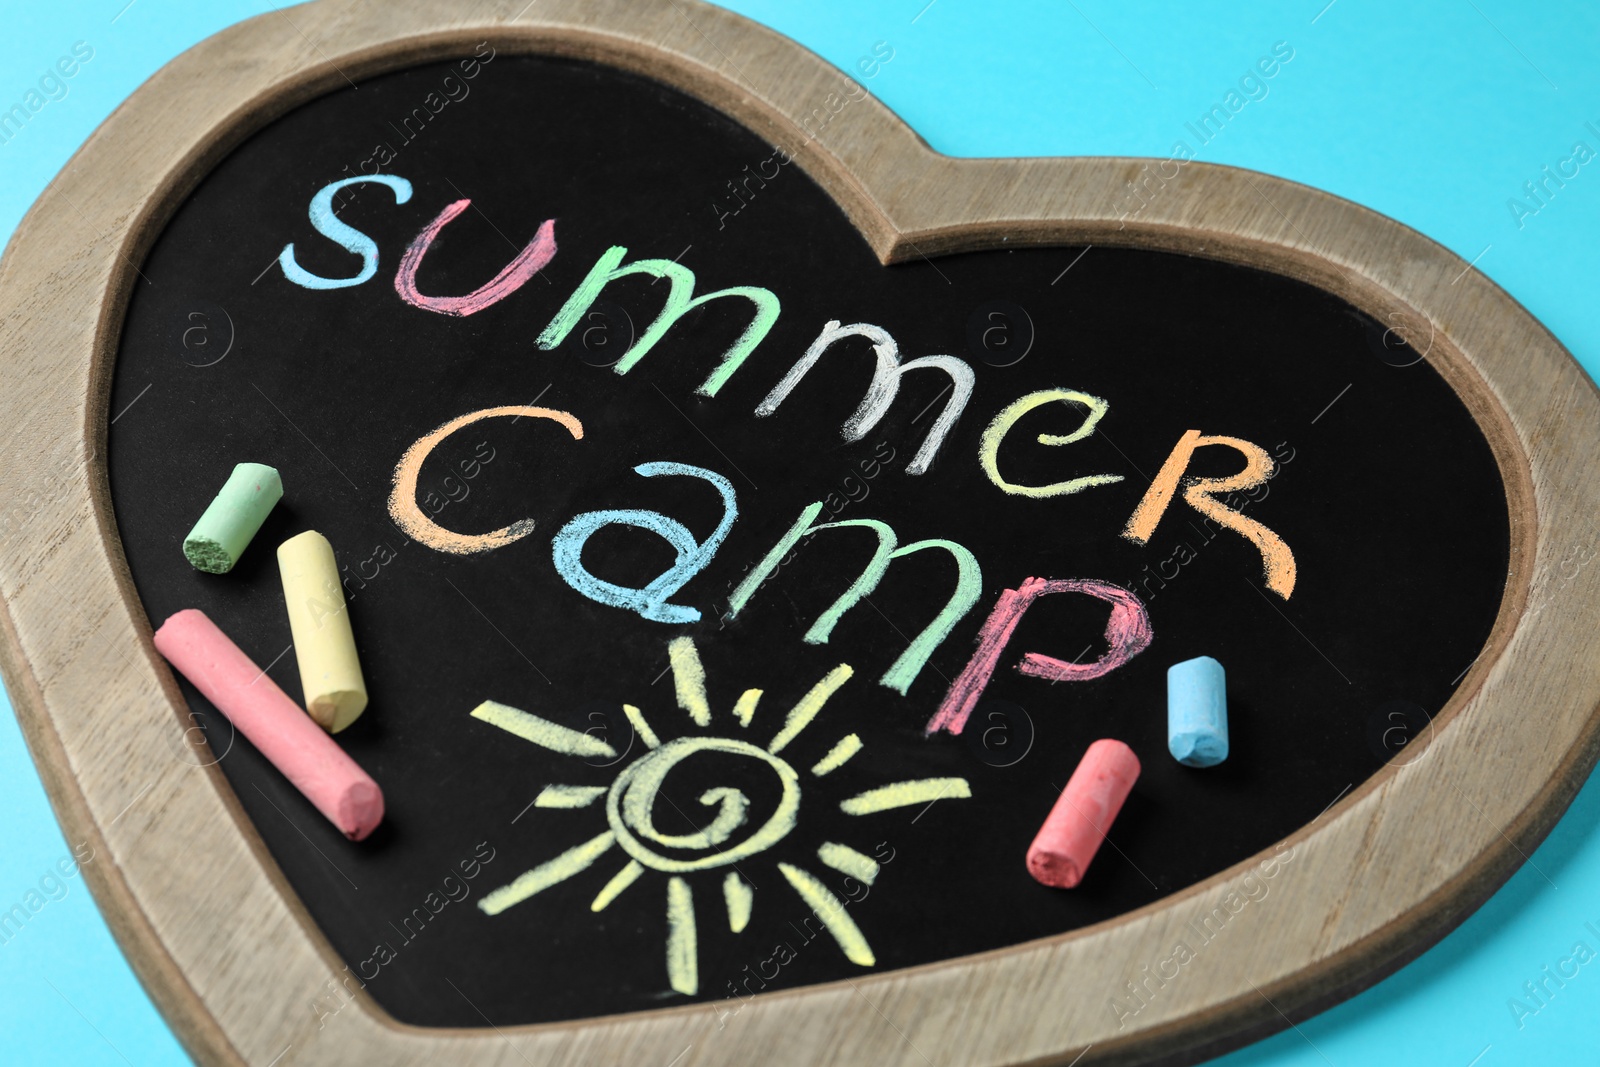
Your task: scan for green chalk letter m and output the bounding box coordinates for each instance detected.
[726,502,982,695]
[536,245,781,397]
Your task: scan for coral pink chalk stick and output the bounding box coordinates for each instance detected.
[153,608,384,841]
[1027,739,1140,888]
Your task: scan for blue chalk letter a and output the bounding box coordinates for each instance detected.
[552,462,736,623]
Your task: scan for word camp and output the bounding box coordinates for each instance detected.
[274,175,1299,734]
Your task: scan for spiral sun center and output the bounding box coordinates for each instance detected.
[470,635,973,998]
[607,736,800,872]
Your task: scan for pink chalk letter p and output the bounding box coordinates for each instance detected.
[924,577,1153,735]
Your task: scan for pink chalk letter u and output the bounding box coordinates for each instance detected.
[395,199,556,317]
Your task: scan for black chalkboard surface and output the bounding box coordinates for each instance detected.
[106,53,1508,1027]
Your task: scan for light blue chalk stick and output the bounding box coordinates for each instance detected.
[1168,655,1228,767]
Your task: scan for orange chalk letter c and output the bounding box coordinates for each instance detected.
[389,405,584,555]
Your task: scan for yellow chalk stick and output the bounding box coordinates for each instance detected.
[277,530,367,733]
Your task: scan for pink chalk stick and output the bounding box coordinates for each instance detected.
[153,608,384,841]
[1027,739,1140,889]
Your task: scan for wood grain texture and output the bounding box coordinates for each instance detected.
[0,2,1595,1064]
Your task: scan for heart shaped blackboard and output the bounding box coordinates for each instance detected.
[3,4,1594,1065]
[105,52,1507,1027]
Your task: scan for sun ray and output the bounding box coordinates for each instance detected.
[535,784,608,808]
[471,700,618,759]
[840,777,971,815]
[767,663,853,755]
[479,831,615,916]
[817,842,880,885]
[777,863,875,966]
[622,703,660,749]
[723,872,754,932]
[811,733,863,777]
[590,860,644,912]
[668,636,712,727]
[732,688,762,728]
[666,876,698,994]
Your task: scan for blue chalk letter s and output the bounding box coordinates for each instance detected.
[279,175,413,290]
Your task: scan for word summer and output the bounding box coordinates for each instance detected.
[275,175,1299,735]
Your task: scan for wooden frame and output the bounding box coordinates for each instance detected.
[0,1,1596,1063]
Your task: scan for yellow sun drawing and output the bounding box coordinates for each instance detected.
[468,635,972,995]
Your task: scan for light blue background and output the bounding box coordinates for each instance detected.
[2,2,1596,1064]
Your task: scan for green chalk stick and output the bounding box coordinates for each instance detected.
[182,463,283,573]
